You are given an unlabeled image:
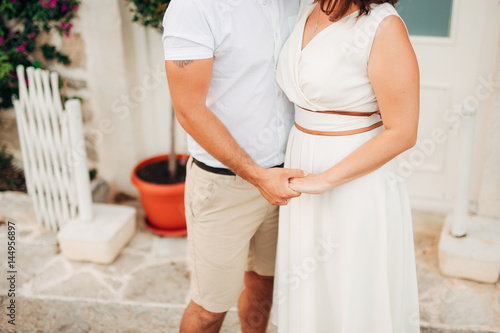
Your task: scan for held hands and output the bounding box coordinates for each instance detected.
[289,173,330,195]
[254,168,308,206]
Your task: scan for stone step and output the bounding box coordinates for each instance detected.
[1,296,499,333]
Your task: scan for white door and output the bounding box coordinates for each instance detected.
[396,0,500,212]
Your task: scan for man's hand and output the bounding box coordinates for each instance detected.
[251,168,308,205]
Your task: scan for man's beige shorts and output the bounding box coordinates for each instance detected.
[184,157,279,313]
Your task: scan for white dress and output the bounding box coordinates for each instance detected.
[272,2,420,333]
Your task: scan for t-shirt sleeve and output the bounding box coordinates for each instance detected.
[162,0,214,61]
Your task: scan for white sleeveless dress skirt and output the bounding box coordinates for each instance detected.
[272,2,420,333]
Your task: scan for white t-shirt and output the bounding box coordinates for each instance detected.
[162,0,300,169]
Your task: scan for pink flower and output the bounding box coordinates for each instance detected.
[60,22,73,37]
[28,33,36,39]
[61,4,67,11]
[0,37,4,43]
[16,45,24,51]
[40,0,57,8]
[12,0,17,3]
[71,4,78,10]
[60,22,73,29]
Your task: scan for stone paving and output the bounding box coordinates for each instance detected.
[0,190,499,333]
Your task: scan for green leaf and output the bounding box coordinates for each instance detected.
[55,52,70,65]
[40,43,57,60]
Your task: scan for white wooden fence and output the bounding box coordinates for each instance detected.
[13,66,91,231]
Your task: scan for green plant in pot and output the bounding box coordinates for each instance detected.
[127,0,188,236]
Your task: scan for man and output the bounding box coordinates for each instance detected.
[162,0,302,332]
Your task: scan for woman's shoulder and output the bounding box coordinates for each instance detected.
[350,2,408,63]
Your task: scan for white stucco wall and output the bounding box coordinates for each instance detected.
[79,0,139,195]
[477,39,500,218]
[79,0,187,196]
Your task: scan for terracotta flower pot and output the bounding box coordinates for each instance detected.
[131,154,189,236]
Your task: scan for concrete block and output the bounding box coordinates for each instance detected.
[57,203,136,264]
[438,214,500,283]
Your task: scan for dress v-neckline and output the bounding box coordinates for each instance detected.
[300,4,359,52]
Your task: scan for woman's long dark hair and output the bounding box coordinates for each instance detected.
[317,0,399,21]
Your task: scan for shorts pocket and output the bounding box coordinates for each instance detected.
[186,167,219,221]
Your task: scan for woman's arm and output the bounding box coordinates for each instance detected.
[289,15,419,194]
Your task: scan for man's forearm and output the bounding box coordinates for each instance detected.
[175,103,264,185]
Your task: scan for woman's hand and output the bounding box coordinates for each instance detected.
[289,173,330,194]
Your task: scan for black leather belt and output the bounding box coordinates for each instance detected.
[192,158,283,176]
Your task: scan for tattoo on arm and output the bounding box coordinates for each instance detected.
[173,60,194,68]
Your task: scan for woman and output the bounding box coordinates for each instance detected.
[272,0,420,332]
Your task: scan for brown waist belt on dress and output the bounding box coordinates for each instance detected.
[295,106,383,136]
